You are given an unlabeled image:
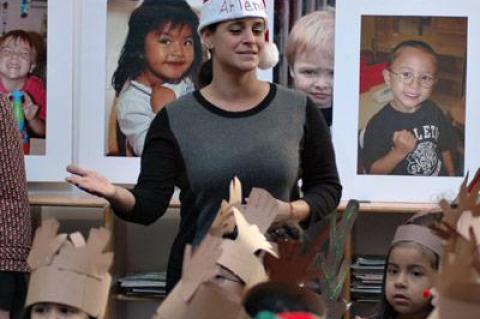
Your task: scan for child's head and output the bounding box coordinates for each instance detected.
[379,213,443,319]
[383,40,438,113]
[25,219,113,319]
[243,282,326,318]
[27,303,93,319]
[112,0,202,94]
[0,30,36,81]
[285,11,335,108]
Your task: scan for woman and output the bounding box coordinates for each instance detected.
[66,0,342,292]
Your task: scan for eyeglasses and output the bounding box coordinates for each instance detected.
[0,47,32,61]
[388,69,436,88]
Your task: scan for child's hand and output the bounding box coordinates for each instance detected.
[151,84,176,113]
[392,129,416,155]
[22,93,40,121]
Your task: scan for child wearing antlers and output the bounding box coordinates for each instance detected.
[356,212,443,319]
[23,218,113,319]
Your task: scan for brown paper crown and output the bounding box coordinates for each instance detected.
[391,224,443,257]
[25,218,113,318]
[427,170,480,319]
[432,230,480,319]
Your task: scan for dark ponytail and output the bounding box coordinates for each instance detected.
[196,24,219,88]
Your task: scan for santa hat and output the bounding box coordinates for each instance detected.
[198,0,279,69]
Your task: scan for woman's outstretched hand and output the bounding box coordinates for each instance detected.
[66,165,116,199]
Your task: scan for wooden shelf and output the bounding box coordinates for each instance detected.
[115,294,165,302]
[337,200,439,213]
[28,190,109,208]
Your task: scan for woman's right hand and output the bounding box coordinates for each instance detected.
[66,165,116,199]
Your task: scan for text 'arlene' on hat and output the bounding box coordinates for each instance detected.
[199,0,279,69]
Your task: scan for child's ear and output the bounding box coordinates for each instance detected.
[201,31,213,50]
[383,68,391,87]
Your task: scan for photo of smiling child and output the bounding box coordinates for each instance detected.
[110,0,202,156]
[0,30,46,155]
[360,40,459,176]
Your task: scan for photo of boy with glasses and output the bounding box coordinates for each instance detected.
[361,40,457,176]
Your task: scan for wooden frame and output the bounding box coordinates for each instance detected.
[333,0,479,202]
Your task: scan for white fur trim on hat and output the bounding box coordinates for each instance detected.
[198,0,268,32]
[258,40,279,69]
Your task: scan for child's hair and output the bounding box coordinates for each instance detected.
[27,31,46,79]
[285,11,335,67]
[388,40,438,70]
[0,29,36,62]
[111,0,202,95]
[373,211,443,319]
[243,282,325,317]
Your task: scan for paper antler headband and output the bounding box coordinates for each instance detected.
[26,218,113,318]
[426,170,480,319]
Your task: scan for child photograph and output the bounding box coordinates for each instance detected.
[0,2,47,155]
[105,0,202,157]
[357,16,466,177]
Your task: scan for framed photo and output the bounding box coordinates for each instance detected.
[22,0,73,181]
[333,0,479,202]
[77,0,274,184]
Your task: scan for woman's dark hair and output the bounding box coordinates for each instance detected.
[197,24,218,88]
[112,0,202,95]
[243,282,325,317]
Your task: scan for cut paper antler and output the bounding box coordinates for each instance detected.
[27,218,67,269]
[54,227,113,276]
[264,200,359,319]
[25,218,113,318]
[426,172,480,319]
[153,218,255,319]
[178,234,223,302]
[442,169,480,228]
[217,207,278,288]
[241,187,279,234]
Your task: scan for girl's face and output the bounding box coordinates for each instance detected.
[143,24,194,83]
[385,244,435,317]
[0,37,34,80]
[31,303,89,319]
[383,47,437,113]
[203,18,266,73]
[291,50,334,108]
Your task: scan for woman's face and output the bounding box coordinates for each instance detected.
[203,18,266,72]
[31,303,89,319]
[143,23,195,83]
